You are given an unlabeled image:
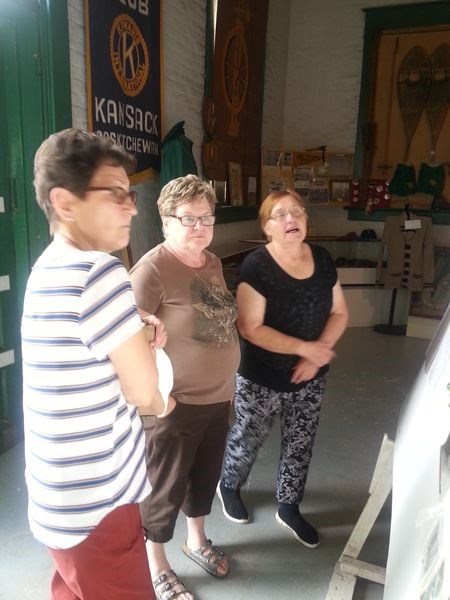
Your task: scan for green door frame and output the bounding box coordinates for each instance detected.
[0,0,71,449]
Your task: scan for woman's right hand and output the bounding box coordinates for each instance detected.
[291,358,319,384]
[300,341,335,367]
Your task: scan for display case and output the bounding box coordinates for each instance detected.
[220,237,381,291]
[261,147,354,207]
[306,237,379,285]
[260,149,294,197]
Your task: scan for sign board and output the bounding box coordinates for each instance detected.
[85,0,161,182]
[384,305,450,599]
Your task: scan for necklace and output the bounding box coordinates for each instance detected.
[164,241,206,268]
[190,266,212,289]
[163,242,213,289]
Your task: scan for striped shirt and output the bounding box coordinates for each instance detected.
[21,243,150,549]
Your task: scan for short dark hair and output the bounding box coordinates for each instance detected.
[33,128,136,227]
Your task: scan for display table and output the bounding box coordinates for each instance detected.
[220,238,408,327]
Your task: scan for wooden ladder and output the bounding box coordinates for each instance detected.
[325,434,394,599]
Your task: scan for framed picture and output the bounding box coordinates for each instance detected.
[228,162,244,206]
[308,178,329,205]
[213,180,228,205]
[327,153,353,178]
[247,176,257,206]
[262,149,283,167]
[294,165,315,197]
[329,178,351,203]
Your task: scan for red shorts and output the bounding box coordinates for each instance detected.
[48,503,155,600]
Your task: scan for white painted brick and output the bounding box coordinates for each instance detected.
[262,0,290,149]
[276,0,443,151]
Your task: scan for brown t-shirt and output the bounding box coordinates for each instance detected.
[129,244,240,407]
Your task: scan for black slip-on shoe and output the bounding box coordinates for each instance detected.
[275,510,320,548]
[217,482,249,524]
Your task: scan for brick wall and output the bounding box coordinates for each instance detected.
[261,0,290,149]
[68,0,88,130]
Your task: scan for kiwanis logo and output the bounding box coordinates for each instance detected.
[110,14,149,97]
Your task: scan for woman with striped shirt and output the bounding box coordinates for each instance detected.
[21,128,166,599]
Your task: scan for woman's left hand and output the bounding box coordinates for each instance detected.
[291,358,319,384]
[140,312,168,349]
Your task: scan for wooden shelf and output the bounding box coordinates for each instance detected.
[307,236,379,242]
[345,207,450,225]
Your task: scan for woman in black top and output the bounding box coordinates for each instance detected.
[218,189,348,547]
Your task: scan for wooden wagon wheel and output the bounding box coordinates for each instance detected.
[396,46,431,161]
[222,25,248,137]
[425,43,450,154]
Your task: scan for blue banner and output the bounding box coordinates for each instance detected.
[85,0,161,181]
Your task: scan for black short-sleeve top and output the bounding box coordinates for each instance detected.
[238,244,337,391]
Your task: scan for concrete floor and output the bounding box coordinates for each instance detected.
[0,328,428,599]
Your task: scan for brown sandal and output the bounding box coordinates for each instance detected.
[182,539,229,578]
[152,569,193,600]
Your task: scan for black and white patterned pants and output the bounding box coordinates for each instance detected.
[222,373,326,504]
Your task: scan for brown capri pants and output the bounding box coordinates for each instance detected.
[140,401,230,543]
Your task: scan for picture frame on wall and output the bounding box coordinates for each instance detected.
[213,180,228,206]
[228,162,244,206]
[307,178,329,205]
[327,153,353,178]
[329,178,351,203]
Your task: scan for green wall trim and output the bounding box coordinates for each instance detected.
[42,0,72,132]
[345,207,450,225]
[216,206,259,224]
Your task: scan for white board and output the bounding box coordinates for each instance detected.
[384,305,450,599]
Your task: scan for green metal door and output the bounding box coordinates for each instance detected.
[0,0,71,450]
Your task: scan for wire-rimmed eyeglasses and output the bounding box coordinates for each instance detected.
[269,206,306,221]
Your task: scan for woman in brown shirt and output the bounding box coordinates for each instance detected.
[129,175,240,600]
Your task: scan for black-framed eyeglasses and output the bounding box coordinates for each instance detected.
[85,186,138,206]
[169,214,216,226]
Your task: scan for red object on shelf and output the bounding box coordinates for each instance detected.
[351,179,391,210]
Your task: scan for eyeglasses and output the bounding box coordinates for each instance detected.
[269,206,306,221]
[85,186,138,206]
[169,214,216,226]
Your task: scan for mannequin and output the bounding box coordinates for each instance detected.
[374,205,434,335]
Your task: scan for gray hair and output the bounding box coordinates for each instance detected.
[157,174,216,217]
[34,128,135,232]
